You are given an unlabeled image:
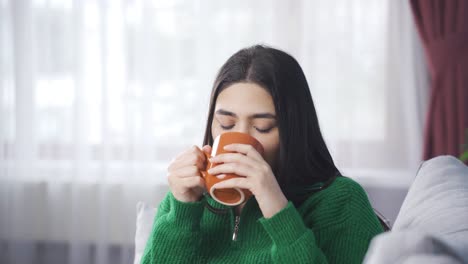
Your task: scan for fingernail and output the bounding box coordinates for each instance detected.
[216,174,226,179]
[212,183,223,189]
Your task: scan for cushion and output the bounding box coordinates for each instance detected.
[393,156,468,241]
[364,231,465,264]
[134,202,157,264]
[364,155,468,263]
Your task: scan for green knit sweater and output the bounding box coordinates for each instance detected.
[141,176,383,263]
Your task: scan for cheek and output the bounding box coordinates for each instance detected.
[211,123,221,140]
[258,135,280,167]
[263,142,280,160]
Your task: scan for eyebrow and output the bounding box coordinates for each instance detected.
[215,109,276,119]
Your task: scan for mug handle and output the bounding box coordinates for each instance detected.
[200,151,231,214]
[200,151,211,180]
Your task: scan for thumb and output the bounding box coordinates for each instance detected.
[202,144,212,154]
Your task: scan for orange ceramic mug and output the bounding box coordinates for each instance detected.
[201,132,264,206]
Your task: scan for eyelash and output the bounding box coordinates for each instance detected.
[220,124,273,134]
[220,125,234,130]
[255,127,273,133]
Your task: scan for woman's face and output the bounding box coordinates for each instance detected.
[211,82,280,170]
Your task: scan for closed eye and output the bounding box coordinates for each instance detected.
[221,124,234,130]
[255,126,274,133]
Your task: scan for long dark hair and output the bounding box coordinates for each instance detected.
[203,45,339,205]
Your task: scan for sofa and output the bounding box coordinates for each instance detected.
[364,156,468,263]
[134,156,468,264]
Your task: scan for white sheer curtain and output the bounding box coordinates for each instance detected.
[0,0,427,263]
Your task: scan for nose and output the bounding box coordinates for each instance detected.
[233,122,250,135]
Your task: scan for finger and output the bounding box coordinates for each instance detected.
[173,146,202,162]
[180,146,206,163]
[212,177,250,190]
[168,165,201,179]
[207,163,253,178]
[171,176,206,194]
[223,144,263,161]
[209,152,258,168]
[169,157,205,172]
[180,176,205,189]
[202,145,212,155]
[169,146,207,170]
[216,174,227,179]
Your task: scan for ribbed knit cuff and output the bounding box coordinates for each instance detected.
[167,192,205,230]
[259,202,309,246]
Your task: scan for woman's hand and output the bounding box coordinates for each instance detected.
[207,143,288,218]
[167,145,211,203]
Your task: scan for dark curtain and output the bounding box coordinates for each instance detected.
[409,0,468,163]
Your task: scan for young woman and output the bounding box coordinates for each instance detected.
[141,45,384,263]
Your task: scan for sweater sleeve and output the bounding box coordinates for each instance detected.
[259,180,383,264]
[140,192,206,264]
